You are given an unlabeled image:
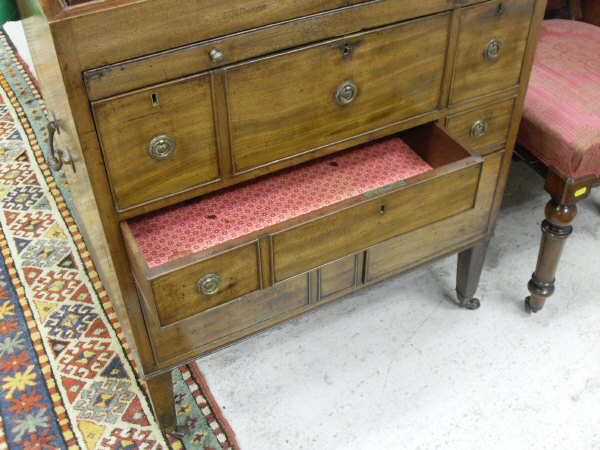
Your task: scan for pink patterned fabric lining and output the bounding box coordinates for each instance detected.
[518,19,600,178]
[129,137,432,268]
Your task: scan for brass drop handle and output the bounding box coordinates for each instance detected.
[196,274,222,296]
[484,39,502,61]
[334,81,358,106]
[470,119,488,139]
[148,134,175,160]
[46,120,73,172]
[209,48,225,64]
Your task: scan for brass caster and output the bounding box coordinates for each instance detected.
[456,291,480,310]
[170,424,190,439]
[461,297,481,310]
[524,296,542,313]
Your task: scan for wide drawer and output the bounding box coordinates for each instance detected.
[226,12,450,174]
[271,123,483,282]
[92,74,220,211]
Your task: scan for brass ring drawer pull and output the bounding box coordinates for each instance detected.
[470,119,488,139]
[484,39,502,61]
[334,81,358,106]
[209,48,225,64]
[196,273,222,296]
[46,120,73,172]
[148,134,175,160]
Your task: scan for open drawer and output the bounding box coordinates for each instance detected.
[121,122,482,362]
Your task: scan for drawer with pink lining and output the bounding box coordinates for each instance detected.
[120,123,482,360]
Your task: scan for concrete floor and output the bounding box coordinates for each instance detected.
[7,22,600,450]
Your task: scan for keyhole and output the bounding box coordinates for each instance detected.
[496,3,504,14]
[151,92,159,106]
[343,43,351,57]
[380,204,386,215]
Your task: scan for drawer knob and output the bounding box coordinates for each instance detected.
[196,274,222,296]
[334,81,358,106]
[148,134,175,160]
[470,119,488,139]
[209,48,225,64]
[484,39,502,61]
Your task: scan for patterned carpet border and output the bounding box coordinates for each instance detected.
[0,28,238,449]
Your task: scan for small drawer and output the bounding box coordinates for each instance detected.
[92,74,220,211]
[226,12,450,174]
[144,273,310,364]
[271,122,483,282]
[122,238,261,327]
[445,97,516,152]
[450,0,535,104]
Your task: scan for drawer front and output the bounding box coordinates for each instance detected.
[318,254,362,301]
[445,97,516,152]
[269,120,485,283]
[92,75,219,211]
[226,12,450,174]
[151,243,260,326]
[272,162,481,282]
[450,0,535,104]
[72,0,375,70]
[150,273,310,364]
[366,151,505,281]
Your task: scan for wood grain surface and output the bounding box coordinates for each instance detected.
[92,74,219,210]
[226,13,450,173]
[151,243,260,326]
[450,0,536,104]
[445,96,516,152]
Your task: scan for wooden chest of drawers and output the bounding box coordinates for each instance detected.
[18,0,546,435]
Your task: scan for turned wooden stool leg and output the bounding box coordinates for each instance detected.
[145,370,185,436]
[456,238,490,310]
[526,199,577,312]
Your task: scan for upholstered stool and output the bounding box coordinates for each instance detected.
[517,19,600,312]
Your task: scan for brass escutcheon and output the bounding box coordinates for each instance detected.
[148,134,175,160]
[470,119,488,139]
[484,39,502,61]
[334,81,358,106]
[196,274,222,296]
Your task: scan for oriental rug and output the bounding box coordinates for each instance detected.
[0,28,237,450]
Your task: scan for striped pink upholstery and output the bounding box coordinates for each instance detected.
[518,19,600,178]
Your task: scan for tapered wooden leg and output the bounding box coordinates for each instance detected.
[145,371,177,434]
[456,239,490,310]
[526,199,577,312]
